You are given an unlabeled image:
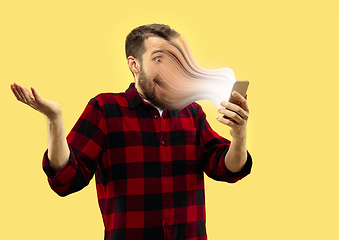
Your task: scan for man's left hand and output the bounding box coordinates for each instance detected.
[216,91,249,140]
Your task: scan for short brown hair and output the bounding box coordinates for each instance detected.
[125,24,180,62]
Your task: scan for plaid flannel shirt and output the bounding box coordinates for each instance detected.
[43,83,252,240]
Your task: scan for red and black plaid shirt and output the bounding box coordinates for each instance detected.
[43,83,252,240]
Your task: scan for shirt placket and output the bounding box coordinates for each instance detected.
[159,113,174,240]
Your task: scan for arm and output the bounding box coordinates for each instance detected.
[216,91,249,173]
[10,83,69,173]
[197,101,251,183]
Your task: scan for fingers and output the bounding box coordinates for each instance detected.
[218,107,246,125]
[216,91,249,127]
[17,84,33,104]
[23,86,34,99]
[10,83,39,110]
[231,91,249,113]
[220,98,249,121]
[216,114,239,128]
[11,83,28,103]
[31,87,42,102]
[11,83,23,101]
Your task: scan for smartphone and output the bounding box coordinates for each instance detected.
[228,80,249,105]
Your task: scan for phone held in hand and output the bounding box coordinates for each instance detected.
[228,81,249,105]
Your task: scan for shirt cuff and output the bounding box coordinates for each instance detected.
[42,148,78,186]
[217,149,253,183]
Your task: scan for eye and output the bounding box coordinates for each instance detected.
[154,57,161,63]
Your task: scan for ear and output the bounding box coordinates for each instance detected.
[127,56,140,77]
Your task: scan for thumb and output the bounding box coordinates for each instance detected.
[31,87,42,102]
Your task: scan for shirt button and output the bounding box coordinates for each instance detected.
[164,193,168,198]
[162,140,165,145]
[164,222,168,227]
[154,115,159,119]
[163,166,167,171]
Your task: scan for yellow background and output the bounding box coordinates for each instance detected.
[1,0,338,239]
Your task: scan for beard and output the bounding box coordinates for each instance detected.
[137,66,168,109]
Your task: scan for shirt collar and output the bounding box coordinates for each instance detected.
[125,83,143,109]
[125,83,173,116]
[125,83,156,110]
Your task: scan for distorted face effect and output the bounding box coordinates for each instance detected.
[136,36,175,109]
[134,36,237,109]
[137,61,168,109]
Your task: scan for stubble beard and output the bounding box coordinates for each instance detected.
[137,66,168,109]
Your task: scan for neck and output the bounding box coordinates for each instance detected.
[134,81,146,99]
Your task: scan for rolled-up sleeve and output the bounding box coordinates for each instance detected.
[42,97,105,196]
[198,106,252,183]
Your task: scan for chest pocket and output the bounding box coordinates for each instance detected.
[170,129,199,159]
[171,130,197,146]
[170,129,203,175]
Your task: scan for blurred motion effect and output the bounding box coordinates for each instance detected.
[154,36,236,109]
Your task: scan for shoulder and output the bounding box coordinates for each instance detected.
[181,102,205,118]
[86,92,128,118]
[90,92,128,107]
[173,102,206,124]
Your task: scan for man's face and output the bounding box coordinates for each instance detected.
[135,36,219,110]
[136,36,177,109]
[137,64,167,109]
[133,35,238,110]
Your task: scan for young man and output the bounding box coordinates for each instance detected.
[11,24,252,240]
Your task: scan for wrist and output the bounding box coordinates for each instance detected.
[45,111,63,122]
[230,128,247,142]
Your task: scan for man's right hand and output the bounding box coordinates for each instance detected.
[10,82,62,120]
[11,82,70,172]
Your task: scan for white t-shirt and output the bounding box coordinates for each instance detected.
[143,99,164,117]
